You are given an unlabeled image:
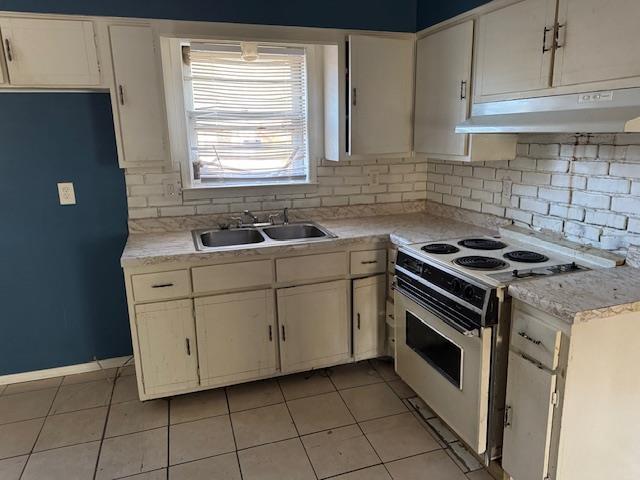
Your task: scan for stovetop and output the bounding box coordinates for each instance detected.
[405,235,590,287]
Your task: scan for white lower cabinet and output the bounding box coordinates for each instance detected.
[194,290,277,387]
[277,280,350,373]
[353,275,386,361]
[134,299,199,396]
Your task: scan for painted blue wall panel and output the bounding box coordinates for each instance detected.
[416,0,492,30]
[0,93,131,375]
[0,0,418,32]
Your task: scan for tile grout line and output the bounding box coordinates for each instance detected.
[91,374,118,480]
[223,387,244,480]
[166,397,170,480]
[276,376,320,480]
[18,378,64,480]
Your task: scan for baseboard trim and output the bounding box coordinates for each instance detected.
[0,356,134,385]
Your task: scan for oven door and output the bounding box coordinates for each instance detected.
[395,289,492,454]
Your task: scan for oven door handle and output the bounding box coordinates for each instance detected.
[396,285,479,337]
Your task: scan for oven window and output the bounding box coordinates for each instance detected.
[406,311,463,389]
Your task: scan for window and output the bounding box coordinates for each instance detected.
[181,41,311,188]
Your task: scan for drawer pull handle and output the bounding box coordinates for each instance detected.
[357,313,361,330]
[151,283,174,289]
[118,84,125,105]
[504,405,512,427]
[360,260,378,265]
[281,325,286,342]
[518,331,542,346]
[4,39,13,62]
[268,325,273,342]
[185,338,191,356]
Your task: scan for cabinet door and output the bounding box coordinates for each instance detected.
[0,18,99,86]
[348,35,413,156]
[475,0,557,98]
[552,0,640,87]
[195,290,277,387]
[353,275,386,361]
[502,351,557,480]
[415,21,473,157]
[277,280,350,372]
[109,25,168,164]
[135,299,199,396]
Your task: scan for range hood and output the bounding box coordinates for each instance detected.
[456,88,640,134]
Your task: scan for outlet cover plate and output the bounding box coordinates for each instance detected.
[57,182,76,205]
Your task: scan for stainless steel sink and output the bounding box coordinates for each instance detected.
[196,228,265,249]
[262,223,329,241]
[193,221,336,251]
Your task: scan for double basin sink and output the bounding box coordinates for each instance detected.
[193,222,337,251]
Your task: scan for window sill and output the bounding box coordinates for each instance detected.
[182,182,319,201]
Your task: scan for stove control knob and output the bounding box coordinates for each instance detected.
[451,279,462,293]
[463,285,475,301]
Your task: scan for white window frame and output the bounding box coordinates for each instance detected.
[161,36,325,197]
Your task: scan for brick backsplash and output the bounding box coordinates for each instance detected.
[425,133,640,253]
[125,157,428,220]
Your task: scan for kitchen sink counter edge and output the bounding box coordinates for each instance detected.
[121,212,496,268]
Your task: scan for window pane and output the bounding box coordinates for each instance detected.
[185,42,310,186]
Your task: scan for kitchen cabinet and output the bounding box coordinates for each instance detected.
[502,351,557,480]
[134,299,199,396]
[277,280,350,372]
[353,275,386,361]
[109,25,168,166]
[195,290,277,387]
[347,35,413,156]
[475,0,557,98]
[415,21,473,157]
[552,0,640,87]
[0,17,100,86]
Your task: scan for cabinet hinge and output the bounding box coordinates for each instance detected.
[551,391,558,407]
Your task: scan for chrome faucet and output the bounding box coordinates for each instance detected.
[269,207,290,225]
[243,210,259,223]
[283,207,289,224]
[230,210,259,228]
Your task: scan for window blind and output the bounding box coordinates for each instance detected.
[185,42,310,186]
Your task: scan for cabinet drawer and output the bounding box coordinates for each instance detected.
[350,249,387,275]
[276,252,347,283]
[132,270,191,303]
[192,260,272,294]
[511,303,561,370]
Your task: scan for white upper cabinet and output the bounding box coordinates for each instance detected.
[552,0,640,87]
[475,0,557,98]
[109,25,168,166]
[0,17,100,86]
[347,35,413,156]
[414,21,473,157]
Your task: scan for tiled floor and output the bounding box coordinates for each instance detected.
[0,359,496,480]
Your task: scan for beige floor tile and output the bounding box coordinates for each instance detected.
[278,371,335,400]
[226,379,284,412]
[328,362,383,390]
[287,391,355,435]
[169,415,235,465]
[301,424,380,479]
[96,427,167,480]
[360,412,440,462]
[22,441,100,480]
[2,377,62,396]
[369,358,400,381]
[105,399,168,437]
[0,418,44,459]
[112,375,140,404]
[0,388,57,424]
[0,455,28,480]
[62,368,118,386]
[466,469,495,480]
[340,383,407,421]
[169,452,241,480]
[118,364,137,377]
[122,469,167,479]
[35,406,107,452]
[385,450,467,480]
[387,379,416,399]
[50,380,112,415]
[231,403,297,449]
[0,385,5,395]
[170,388,228,424]
[238,437,315,480]
[331,464,392,479]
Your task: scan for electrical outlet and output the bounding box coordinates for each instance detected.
[369,172,380,186]
[163,179,181,197]
[57,182,76,205]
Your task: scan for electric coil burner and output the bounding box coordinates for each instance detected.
[421,243,460,254]
[458,238,508,250]
[503,250,549,263]
[454,255,509,270]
